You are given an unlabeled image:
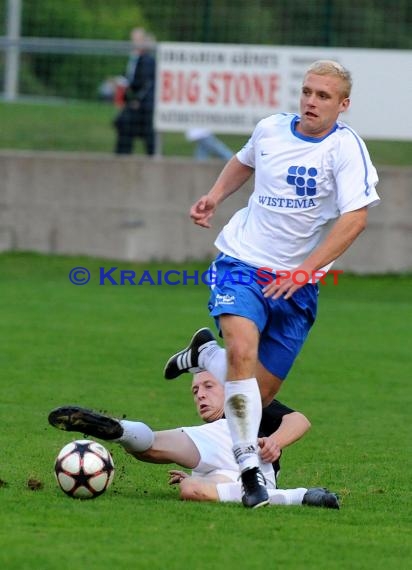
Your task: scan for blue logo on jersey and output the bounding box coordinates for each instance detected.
[287,166,318,196]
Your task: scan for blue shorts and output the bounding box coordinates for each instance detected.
[207,254,318,380]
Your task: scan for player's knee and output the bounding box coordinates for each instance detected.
[225,341,257,374]
[257,372,283,406]
[260,382,281,406]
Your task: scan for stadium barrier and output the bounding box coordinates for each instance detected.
[0,151,410,273]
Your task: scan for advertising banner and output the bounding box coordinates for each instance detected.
[155,43,412,140]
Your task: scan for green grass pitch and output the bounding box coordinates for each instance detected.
[0,252,411,570]
[0,100,411,165]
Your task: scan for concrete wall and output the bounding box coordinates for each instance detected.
[0,150,411,272]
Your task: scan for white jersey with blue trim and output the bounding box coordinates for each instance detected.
[214,113,380,272]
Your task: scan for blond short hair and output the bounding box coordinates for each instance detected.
[305,60,352,98]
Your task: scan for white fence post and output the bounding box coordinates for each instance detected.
[4,0,22,101]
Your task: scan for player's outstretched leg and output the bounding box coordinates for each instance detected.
[48,406,123,440]
[163,327,217,380]
[241,467,269,508]
[302,488,340,509]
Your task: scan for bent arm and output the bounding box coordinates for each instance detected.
[299,207,368,274]
[259,411,311,463]
[265,207,368,299]
[190,157,254,228]
[208,156,254,206]
[268,411,311,449]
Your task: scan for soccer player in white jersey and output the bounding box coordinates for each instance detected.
[48,372,339,509]
[163,60,380,508]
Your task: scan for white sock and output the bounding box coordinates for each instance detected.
[268,488,307,505]
[216,482,242,502]
[199,345,227,385]
[217,484,307,505]
[117,420,154,452]
[224,379,262,472]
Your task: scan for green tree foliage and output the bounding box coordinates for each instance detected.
[9,0,412,47]
[135,0,412,48]
[22,0,148,40]
[4,0,411,100]
[19,0,149,99]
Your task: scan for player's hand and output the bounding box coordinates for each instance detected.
[190,195,217,228]
[262,266,311,300]
[258,437,281,463]
[262,277,301,300]
[168,469,189,485]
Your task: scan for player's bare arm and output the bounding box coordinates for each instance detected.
[259,411,311,463]
[190,156,254,228]
[264,207,368,300]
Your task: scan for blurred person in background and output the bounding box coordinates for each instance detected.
[113,28,156,156]
[185,128,234,161]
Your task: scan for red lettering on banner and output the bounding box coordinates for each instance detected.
[207,73,219,104]
[205,72,280,106]
[252,76,265,104]
[161,71,174,102]
[268,75,279,106]
[160,70,200,103]
[221,73,233,104]
[235,74,249,104]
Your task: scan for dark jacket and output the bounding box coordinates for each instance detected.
[125,51,155,111]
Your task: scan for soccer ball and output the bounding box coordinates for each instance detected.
[54,439,115,499]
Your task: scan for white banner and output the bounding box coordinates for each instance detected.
[155,43,412,140]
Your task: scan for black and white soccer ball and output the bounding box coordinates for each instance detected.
[54,439,115,499]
